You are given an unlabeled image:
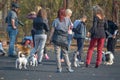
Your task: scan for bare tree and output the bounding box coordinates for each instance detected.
[63,0,66,8]
[112,0,120,26]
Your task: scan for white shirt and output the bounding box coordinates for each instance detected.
[0,42,4,50]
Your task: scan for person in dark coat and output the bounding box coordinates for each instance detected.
[106,20,118,54]
[86,5,108,68]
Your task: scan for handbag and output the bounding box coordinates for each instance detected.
[52,30,68,50]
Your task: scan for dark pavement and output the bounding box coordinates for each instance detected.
[0,49,120,80]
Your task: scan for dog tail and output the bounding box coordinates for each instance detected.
[18,51,22,57]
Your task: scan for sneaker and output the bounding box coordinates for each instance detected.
[45,54,50,60]
[67,68,74,73]
[38,62,43,65]
[79,61,84,64]
[95,65,99,68]
[86,64,89,68]
[56,68,62,73]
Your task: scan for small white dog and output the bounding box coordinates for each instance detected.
[73,51,80,67]
[29,52,38,66]
[102,51,114,65]
[15,51,28,69]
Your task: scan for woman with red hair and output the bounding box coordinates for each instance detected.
[49,8,74,73]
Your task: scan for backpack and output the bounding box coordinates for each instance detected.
[72,21,81,34]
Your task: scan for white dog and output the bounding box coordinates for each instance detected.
[15,51,28,69]
[73,51,80,67]
[102,51,114,65]
[29,52,38,66]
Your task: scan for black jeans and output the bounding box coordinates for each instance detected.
[107,38,117,54]
[31,29,35,46]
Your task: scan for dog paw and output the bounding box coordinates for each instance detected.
[32,64,35,66]
[73,62,78,67]
[24,67,27,69]
[19,67,22,69]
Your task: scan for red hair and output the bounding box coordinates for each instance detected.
[57,8,66,22]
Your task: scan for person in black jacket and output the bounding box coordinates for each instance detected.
[26,6,50,60]
[106,20,118,54]
[73,15,87,67]
[33,9,49,64]
[86,5,108,68]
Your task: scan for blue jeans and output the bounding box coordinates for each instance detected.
[68,34,73,50]
[34,34,47,62]
[7,26,18,55]
[77,38,85,61]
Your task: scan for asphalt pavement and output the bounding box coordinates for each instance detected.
[0,49,120,80]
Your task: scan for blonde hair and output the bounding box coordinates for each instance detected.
[30,11,36,15]
[37,8,47,19]
[35,6,42,13]
[65,9,72,16]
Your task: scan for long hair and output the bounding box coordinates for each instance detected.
[37,8,47,19]
[57,8,66,22]
[93,5,105,19]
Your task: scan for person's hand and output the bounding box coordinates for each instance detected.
[70,25,73,30]
[112,35,116,39]
[13,26,17,29]
[87,32,91,37]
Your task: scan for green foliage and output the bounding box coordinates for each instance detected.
[15,0,118,36]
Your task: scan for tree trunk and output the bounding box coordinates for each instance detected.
[112,0,119,26]
[66,0,70,8]
[63,0,66,9]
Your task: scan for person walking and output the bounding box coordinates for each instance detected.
[86,5,108,68]
[33,9,49,64]
[73,15,87,67]
[27,6,50,60]
[49,8,74,73]
[6,3,20,57]
[60,9,73,62]
[26,6,42,46]
[106,20,118,54]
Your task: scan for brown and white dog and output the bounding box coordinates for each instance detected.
[15,51,28,69]
[15,44,31,57]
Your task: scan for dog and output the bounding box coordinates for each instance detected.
[102,51,114,65]
[15,51,28,69]
[15,44,31,57]
[29,52,38,66]
[73,51,80,67]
